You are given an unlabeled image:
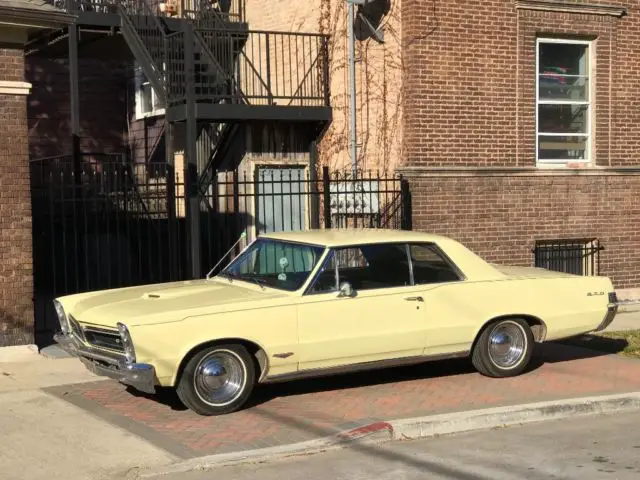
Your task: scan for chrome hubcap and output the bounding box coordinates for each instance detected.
[194,350,246,406]
[488,322,527,369]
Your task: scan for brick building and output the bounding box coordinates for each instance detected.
[398,0,640,289]
[248,0,640,289]
[0,1,72,347]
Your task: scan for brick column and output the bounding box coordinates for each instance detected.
[0,47,34,347]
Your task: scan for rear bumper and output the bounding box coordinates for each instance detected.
[594,295,619,333]
[54,333,156,394]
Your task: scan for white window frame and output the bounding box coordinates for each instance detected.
[535,37,594,167]
[134,64,165,120]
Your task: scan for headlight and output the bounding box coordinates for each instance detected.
[53,300,69,335]
[117,322,136,364]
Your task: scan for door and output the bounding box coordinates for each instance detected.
[296,243,428,371]
[407,242,470,355]
[255,166,306,234]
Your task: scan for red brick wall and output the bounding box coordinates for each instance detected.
[409,173,640,289]
[0,48,34,346]
[400,1,640,288]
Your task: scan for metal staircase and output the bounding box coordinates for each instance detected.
[117,0,329,199]
[119,1,168,103]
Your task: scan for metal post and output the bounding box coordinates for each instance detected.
[184,23,201,278]
[309,140,320,229]
[322,166,331,229]
[400,178,412,231]
[347,2,357,175]
[265,34,273,105]
[69,25,81,184]
[165,122,179,280]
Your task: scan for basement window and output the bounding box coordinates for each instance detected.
[134,65,165,119]
[533,238,603,276]
[536,38,593,166]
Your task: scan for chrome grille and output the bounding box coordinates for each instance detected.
[84,327,124,353]
[68,315,86,343]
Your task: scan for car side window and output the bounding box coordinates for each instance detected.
[308,243,411,294]
[409,243,461,285]
[308,251,339,294]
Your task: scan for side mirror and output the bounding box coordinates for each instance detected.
[338,281,355,298]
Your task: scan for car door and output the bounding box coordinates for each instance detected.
[296,242,428,371]
[407,242,472,356]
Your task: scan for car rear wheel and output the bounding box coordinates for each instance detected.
[176,344,255,415]
[471,318,534,378]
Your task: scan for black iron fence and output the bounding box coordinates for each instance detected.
[30,156,409,345]
[533,239,603,276]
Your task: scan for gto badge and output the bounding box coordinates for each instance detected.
[587,292,605,297]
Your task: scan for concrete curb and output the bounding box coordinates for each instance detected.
[618,302,640,314]
[0,344,39,363]
[133,392,640,479]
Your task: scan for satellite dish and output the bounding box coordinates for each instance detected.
[354,0,391,43]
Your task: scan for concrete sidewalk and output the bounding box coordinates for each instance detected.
[0,356,174,480]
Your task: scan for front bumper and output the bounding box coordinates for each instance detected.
[54,333,156,394]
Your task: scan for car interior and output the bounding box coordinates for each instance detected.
[308,243,461,294]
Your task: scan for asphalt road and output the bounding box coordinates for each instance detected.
[167,410,640,480]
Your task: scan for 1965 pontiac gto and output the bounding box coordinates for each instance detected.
[53,229,618,415]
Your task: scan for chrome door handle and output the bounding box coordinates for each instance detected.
[404,296,424,302]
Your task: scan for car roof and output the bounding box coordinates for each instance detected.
[260,229,451,247]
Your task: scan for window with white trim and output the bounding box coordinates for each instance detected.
[536,38,592,165]
[134,65,165,119]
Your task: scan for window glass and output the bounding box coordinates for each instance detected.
[308,251,338,294]
[309,243,410,294]
[410,244,461,284]
[221,238,324,291]
[537,40,591,164]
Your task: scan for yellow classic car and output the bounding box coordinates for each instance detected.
[53,229,618,415]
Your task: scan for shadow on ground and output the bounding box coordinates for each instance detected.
[554,335,629,357]
[126,339,630,412]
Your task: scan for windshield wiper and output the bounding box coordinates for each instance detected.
[238,275,267,290]
[218,271,238,283]
[218,271,266,290]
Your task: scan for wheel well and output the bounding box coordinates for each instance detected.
[473,315,547,350]
[174,338,268,386]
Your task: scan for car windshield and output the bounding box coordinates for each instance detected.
[219,238,326,291]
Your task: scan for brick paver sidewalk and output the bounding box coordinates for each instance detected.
[46,342,640,459]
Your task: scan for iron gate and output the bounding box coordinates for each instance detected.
[30,155,410,346]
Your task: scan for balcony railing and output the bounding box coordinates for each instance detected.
[165,28,330,108]
[47,0,245,22]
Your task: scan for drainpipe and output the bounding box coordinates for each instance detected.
[345,0,377,176]
[347,1,357,175]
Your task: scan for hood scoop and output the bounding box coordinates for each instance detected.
[141,284,221,300]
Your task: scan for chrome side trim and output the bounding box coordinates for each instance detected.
[84,326,119,335]
[260,350,470,384]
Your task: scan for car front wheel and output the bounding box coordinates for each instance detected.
[471,318,534,378]
[176,344,256,416]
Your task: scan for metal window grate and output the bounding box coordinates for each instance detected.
[533,238,603,276]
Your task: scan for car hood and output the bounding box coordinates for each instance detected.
[59,279,289,328]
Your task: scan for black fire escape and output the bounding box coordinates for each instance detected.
[26,0,332,278]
